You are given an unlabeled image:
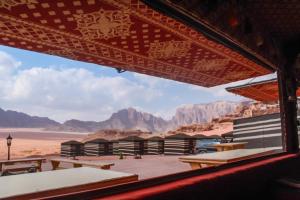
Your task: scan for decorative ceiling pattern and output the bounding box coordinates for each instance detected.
[226,79,300,102]
[0,0,271,87]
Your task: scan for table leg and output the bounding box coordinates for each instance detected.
[73,163,82,168]
[37,160,42,172]
[51,160,60,170]
[100,165,111,170]
[190,163,201,170]
[202,163,217,168]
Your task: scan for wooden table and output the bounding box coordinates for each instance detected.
[0,167,138,200]
[50,158,114,170]
[0,158,46,172]
[179,149,274,169]
[213,142,248,152]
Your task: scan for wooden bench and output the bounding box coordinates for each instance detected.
[213,142,247,151]
[3,163,38,172]
[0,158,46,172]
[50,158,114,170]
[1,164,39,176]
[180,148,275,169]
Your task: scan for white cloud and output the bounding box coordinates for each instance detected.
[0,51,21,77]
[0,52,163,122]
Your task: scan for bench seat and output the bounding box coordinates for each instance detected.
[2,163,38,172]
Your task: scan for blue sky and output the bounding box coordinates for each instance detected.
[0,45,275,122]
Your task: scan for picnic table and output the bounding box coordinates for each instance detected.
[0,158,46,172]
[213,142,248,151]
[0,167,138,199]
[50,158,114,170]
[179,148,274,169]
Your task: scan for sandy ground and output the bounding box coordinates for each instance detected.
[0,128,86,160]
[193,123,233,136]
[0,138,67,159]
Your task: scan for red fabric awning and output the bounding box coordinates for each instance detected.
[226,79,300,101]
[0,0,271,87]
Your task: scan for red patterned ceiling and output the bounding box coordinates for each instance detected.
[226,79,300,102]
[0,0,271,87]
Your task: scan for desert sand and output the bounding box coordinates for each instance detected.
[0,128,86,160]
[0,138,64,159]
[189,123,233,136]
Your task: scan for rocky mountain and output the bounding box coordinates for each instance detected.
[171,101,240,126]
[0,101,260,132]
[53,102,240,132]
[97,108,169,132]
[58,108,169,133]
[168,101,279,136]
[60,119,99,132]
[0,108,60,128]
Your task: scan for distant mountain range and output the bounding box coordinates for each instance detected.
[0,101,241,132]
[0,108,60,128]
[53,108,169,132]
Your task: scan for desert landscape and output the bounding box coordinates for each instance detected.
[0,101,279,160]
[0,125,232,160]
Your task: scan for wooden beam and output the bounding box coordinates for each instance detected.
[278,63,299,153]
